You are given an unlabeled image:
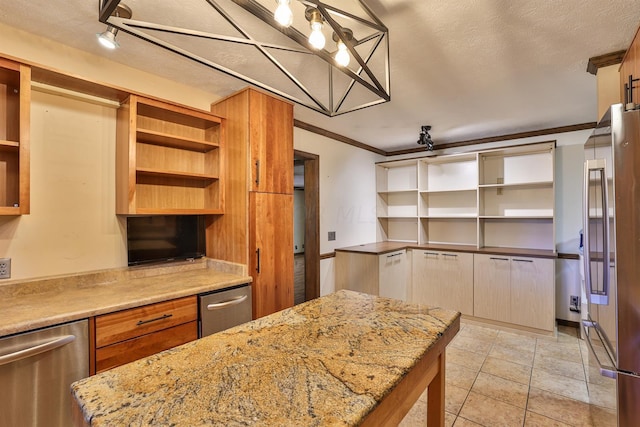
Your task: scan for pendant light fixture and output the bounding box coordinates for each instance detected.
[274,0,293,27]
[97,0,390,117]
[305,7,325,50]
[333,29,353,67]
[96,3,132,49]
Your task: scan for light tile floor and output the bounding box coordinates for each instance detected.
[400,322,617,427]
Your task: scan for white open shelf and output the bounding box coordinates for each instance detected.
[376,142,555,251]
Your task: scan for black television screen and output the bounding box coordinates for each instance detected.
[127,215,205,266]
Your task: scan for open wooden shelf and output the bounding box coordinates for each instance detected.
[0,58,30,215]
[136,129,219,152]
[116,95,224,215]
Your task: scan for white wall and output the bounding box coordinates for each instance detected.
[294,128,384,295]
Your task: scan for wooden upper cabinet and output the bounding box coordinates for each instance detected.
[0,58,30,215]
[248,90,293,194]
[620,25,640,106]
[116,95,225,215]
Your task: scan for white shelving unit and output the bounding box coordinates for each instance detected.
[376,142,556,251]
[376,159,419,243]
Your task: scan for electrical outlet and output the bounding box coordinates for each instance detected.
[328,231,336,241]
[0,258,11,279]
[569,295,580,313]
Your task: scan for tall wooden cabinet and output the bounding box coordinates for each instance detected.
[0,58,30,215]
[620,25,640,106]
[209,88,294,319]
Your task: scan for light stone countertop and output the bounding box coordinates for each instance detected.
[0,258,252,337]
[71,290,460,426]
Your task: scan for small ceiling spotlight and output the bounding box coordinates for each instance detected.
[96,4,132,49]
[417,125,434,151]
[333,29,353,67]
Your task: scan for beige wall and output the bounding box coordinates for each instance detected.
[0,23,227,280]
[0,90,125,280]
[0,22,219,111]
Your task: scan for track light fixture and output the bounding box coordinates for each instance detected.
[417,125,434,151]
[96,4,132,49]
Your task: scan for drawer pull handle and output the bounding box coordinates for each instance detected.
[513,258,534,263]
[442,253,458,257]
[423,252,439,257]
[386,252,402,258]
[489,257,509,261]
[207,295,249,310]
[136,313,173,326]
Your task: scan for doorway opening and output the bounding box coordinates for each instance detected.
[293,150,319,304]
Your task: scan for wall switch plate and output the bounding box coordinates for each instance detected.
[0,258,11,279]
[328,231,336,241]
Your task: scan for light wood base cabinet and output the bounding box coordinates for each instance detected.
[411,250,474,315]
[335,249,408,301]
[474,254,555,331]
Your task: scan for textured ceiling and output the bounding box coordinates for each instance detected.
[0,0,639,152]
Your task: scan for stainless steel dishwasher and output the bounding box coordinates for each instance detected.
[199,284,252,337]
[0,319,89,427]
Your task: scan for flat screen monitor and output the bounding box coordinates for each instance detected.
[126,215,205,266]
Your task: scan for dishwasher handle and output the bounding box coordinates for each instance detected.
[0,335,76,366]
[207,295,249,310]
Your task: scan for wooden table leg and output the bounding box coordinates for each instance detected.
[426,351,445,427]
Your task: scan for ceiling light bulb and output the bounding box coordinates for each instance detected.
[274,0,293,27]
[309,21,326,50]
[335,40,350,67]
[97,26,119,49]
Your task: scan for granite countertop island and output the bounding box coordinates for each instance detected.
[71,290,460,426]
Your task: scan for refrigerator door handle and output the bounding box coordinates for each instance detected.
[583,159,611,305]
[582,319,617,378]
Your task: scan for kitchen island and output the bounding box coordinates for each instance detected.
[71,290,460,426]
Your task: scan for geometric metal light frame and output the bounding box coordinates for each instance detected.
[99,0,390,116]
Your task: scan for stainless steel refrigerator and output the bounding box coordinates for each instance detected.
[582,103,640,426]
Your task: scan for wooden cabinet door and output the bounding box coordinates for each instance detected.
[473,254,511,323]
[411,250,441,306]
[248,90,293,194]
[411,250,473,315]
[438,252,474,316]
[378,250,407,301]
[510,257,555,331]
[250,192,294,319]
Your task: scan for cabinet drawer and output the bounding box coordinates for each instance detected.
[95,296,197,348]
[96,321,197,373]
